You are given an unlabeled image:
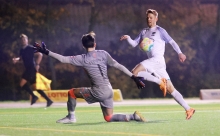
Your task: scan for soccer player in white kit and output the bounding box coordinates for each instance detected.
[120,9,195,120]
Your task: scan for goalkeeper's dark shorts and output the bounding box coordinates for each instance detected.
[79,86,113,109]
[22,70,37,85]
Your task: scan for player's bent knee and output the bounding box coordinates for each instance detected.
[68,88,76,99]
[167,80,175,93]
[133,64,146,76]
[104,115,112,122]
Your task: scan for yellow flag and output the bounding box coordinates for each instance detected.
[36,73,52,91]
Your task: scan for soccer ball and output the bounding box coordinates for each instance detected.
[139,37,154,52]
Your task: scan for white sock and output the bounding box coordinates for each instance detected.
[69,111,75,119]
[171,90,190,110]
[137,71,161,85]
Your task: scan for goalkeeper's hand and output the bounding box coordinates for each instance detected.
[131,75,145,89]
[33,42,49,55]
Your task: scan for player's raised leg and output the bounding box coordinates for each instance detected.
[133,63,167,96]
[166,80,195,120]
[19,78,38,105]
[36,90,53,107]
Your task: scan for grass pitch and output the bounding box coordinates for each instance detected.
[0,103,220,136]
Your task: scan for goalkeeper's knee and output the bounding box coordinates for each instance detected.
[68,88,76,99]
[104,115,113,122]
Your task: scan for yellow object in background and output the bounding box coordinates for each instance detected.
[35,73,52,91]
[112,89,123,102]
[33,89,123,102]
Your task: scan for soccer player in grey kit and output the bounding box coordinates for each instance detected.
[33,32,146,123]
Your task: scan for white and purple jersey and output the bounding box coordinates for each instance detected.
[127,25,182,64]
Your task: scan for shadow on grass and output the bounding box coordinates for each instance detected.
[64,122,105,126]
[147,119,183,124]
[61,119,183,126]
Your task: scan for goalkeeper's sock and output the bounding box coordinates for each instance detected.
[171,90,190,110]
[110,114,130,122]
[66,92,77,118]
[37,90,51,101]
[68,111,75,120]
[129,114,135,120]
[67,94,76,111]
[22,84,36,97]
[137,71,161,85]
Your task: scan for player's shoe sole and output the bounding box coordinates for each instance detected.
[133,111,146,122]
[46,100,53,107]
[56,116,76,124]
[159,78,167,97]
[186,108,195,120]
[31,96,38,105]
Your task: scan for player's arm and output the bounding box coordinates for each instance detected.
[49,52,72,64]
[159,27,186,63]
[169,40,186,63]
[33,42,83,66]
[105,52,145,89]
[12,57,20,64]
[34,52,42,72]
[33,42,71,64]
[120,31,143,47]
[34,52,43,65]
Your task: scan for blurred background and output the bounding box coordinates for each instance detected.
[0,0,220,101]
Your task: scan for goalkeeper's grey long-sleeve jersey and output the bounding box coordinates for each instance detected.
[49,50,132,88]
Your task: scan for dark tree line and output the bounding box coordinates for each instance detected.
[0,0,220,100]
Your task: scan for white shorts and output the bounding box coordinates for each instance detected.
[140,58,170,80]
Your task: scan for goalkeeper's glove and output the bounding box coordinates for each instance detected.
[33,42,49,55]
[131,75,145,89]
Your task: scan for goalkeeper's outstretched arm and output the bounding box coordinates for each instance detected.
[33,42,71,64]
[48,51,71,64]
[106,51,145,89]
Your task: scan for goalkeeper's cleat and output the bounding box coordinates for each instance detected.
[133,111,146,122]
[56,115,76,124]
[186,108,195,120]
[159,78,167,97]
[31,96,38,105]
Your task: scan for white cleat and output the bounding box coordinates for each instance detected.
[56,116,76,124]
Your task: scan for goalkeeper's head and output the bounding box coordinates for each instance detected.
[81,31,96,49]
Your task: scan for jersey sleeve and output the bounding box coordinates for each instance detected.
[169,40,182,54]
[126,29,145,47]
[105,51,132,77]
[158,27,182,54]
[49,51,83,66]
[158,27,173,43]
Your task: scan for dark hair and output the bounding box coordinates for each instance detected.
[81,31,96,49]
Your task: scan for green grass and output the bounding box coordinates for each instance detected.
[0,104,220,136]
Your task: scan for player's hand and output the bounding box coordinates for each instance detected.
[33,42,49,55]
[131,75,145,89]
[35,65,40,72]
[120,35,130,41]
[178,53,186,63]
[12,57,20,64]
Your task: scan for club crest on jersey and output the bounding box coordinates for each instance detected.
[139,37,154,52]
[151,32,156,36]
